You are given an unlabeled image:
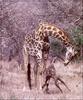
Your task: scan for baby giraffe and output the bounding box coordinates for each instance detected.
[42,57,70,93]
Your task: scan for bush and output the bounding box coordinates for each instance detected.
[50,38,65,57]
[50,25,83,61]
[72,25,83,60]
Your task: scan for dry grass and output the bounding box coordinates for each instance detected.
[0,59,82,100]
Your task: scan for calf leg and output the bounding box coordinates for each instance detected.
[42,76,50,93]
[42,76,49,89]
[52,76,63,93]
[58,77,70,91]
[55,80,63,93]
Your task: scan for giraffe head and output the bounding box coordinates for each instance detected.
[64,45,78,65]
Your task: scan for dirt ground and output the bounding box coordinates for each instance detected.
[0,0,82,99]
[0,58,82,100]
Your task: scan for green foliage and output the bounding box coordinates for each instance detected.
[50,25,83,61]
[71,25,83,61]
[50,39,65,56]
[72,25,83,46]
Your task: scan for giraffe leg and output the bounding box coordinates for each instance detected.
[34,65,37,87]
[42,82,47,89]
[58,77,71,91]
[42,76,50,93]
[42,76,48,89]
[36,59,44,91]
[42,51,49,89]
[54,77,63,93]
[35,50,44,91]
[22,44,31,91]
[37,64,43,90]
[45,77,50,93]
[22,44,29,72]
[26,55,32,89]
[33,57,38,87]
[46,82,49,93]
[27,63,31,89]
[55,82,63,93]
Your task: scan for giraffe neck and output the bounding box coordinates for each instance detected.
[36,23,72,47]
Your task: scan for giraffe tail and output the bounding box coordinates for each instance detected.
[27,63,32,89]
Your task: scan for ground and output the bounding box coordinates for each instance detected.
[0,58,82,100]
[0,0,82,99]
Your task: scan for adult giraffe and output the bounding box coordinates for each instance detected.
[23,22,77,91]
